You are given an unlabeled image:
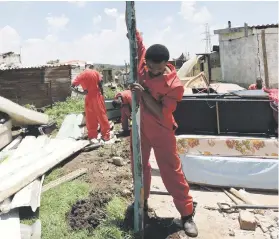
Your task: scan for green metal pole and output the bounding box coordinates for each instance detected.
[126,1,144,237]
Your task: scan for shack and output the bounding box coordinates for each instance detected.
[185,50,222,83]
[0,64,82,108]
[169,53,187,69]
[214,22,278,88]
[102,68,114,84]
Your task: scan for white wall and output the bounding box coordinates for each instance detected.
[218,27,278,88]
[0,54,21,65]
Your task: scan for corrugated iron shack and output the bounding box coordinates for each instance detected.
[0,64,83,108]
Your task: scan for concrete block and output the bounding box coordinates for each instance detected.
[239,211,257,231]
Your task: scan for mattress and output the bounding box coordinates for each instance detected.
[176,135,278,159]
[180,155,278,191]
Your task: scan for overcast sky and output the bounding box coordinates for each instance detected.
[0,1,277,66]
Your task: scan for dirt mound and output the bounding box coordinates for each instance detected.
[68,190,112,231]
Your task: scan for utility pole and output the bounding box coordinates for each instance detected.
[202,23,212,53]
[126,1,144,238]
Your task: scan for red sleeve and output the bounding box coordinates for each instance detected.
[136,30,146,72]
[161,86,184,116]
[72,71,87,89]
[248,84,256,90]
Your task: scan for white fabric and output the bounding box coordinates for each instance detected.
[180,155,279,191]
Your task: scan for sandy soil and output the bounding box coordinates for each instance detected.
[56,128,278,239]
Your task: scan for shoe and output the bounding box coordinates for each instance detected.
[181,213,198,238]
[89,138,99,144]
[100,132,116,145]
[118,130,130,137]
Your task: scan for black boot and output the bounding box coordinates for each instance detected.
[118,130,130,137]
[181,208,198,237]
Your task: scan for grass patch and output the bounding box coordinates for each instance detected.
[43,167,65,185]
[104,86,118,99]
[40,180,90,239]
[43,86,121,128]
[92,197,134,239]
[44,97,84,128]
[22,183,133,239]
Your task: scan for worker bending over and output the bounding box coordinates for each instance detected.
[112,90,132,136]
[248,77,264,90]
[71,63,111,144]
[125,10,198,238]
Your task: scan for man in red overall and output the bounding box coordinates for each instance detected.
[248,77,263,90]
[125,17,198,238]
[71,63,111,144]
[112,90,132,135]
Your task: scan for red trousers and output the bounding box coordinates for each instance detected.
[85,94,110,140]
[121,105,131,131]
[130,128,193,216]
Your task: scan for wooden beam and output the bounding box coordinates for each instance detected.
[42,168,88,193]
[261,30,269,87]
[126,1,144,237]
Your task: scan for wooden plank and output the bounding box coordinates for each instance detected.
[42,168,88,192]
[229,188,254,204]
[261,30,269,87]
[126,1,144,236]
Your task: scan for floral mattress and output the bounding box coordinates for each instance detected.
[176,135,278,159]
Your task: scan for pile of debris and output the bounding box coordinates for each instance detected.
[218,188,279,238]
[0,96,93,239]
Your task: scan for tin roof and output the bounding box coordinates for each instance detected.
[250,24,278,29]
[0,63,79,71]
[214,23,278,34]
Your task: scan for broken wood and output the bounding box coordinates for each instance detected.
[222,189,241,205]
[42,168,88,193]
[229,188,254,204]
[238,189,260,205]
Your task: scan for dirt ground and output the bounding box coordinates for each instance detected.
[68,189,112,231]
[63,136,132,193]
[55,128,278,239]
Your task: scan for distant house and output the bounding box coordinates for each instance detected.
[214,23,278,88]
[0,52,21,69]
[195,51,222,83]
[0,63,83,108]
[169,53,188,69]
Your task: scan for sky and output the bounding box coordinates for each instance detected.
[0,1,278,66]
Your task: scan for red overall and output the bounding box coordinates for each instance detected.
[115,90,132,131]
[130,31,193,216]
[248,84,262,90]
[72,70,110,140]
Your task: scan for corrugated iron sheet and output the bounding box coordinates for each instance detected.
[0,208,21,239]
[0,138,88,202]
[56,114,86,140]
[20,220,41,239]
[251,24,278,29]
[0,63,77,71]
[0,136,48,214]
